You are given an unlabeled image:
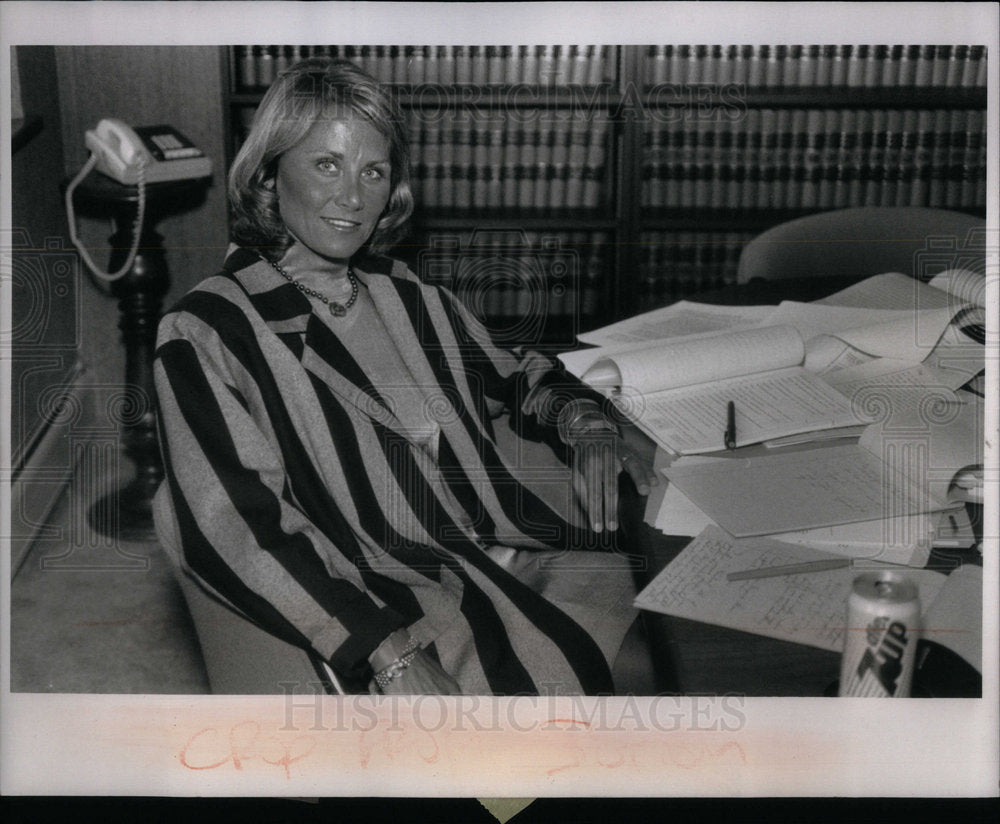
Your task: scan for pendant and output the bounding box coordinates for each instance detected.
[329,302,346,318]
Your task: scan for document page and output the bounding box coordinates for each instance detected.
[628,365,862,455]
[633,526,947,653]
[816,271,951,310]
[577,300,776,347]
[662,442,950,536]
[588,323,805,397]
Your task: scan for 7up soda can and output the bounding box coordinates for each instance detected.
[838,571,921,697]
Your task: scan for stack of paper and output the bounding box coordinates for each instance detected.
[633,526,949,653]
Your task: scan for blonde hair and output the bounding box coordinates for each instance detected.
[228,57,413,258]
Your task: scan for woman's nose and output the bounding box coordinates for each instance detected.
[334,176,363,210]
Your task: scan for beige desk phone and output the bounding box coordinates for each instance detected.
[84,118,212,185]
[67,119,212,281]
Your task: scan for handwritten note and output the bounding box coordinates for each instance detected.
[633,526,947,652]
[629,366,862,455]
[662,443,949,537]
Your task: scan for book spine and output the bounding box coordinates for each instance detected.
[683,113,700,209]
[801,109,824,209]
[847,44,866,87]
[454,46,471,83]
[774,109,793,208]
[533,123,553,210]
[898,45,920,86]
[668,45,686,84]
[911,109,934,206]
[756,109,777,208]
[487,123,505,207]
[928,110,950,207]
[881,109,903,206]
[569,45,589,85]
[236,45,255,90]
[407,112,424,205]
[422,122,441,208]
[897,109,919,208]
[521,45,539,85]
[949,45,968,87]
[833,109,856,209]
[848,109,867,205]
[964,109,983,207]
[518,128,537,208]
[973,109,986,206]
[819,109,841,209]
[932,44,952,86]
[711,118,729,207]
[965,45,984,87]
[866,45,886,87]
[582,120,607,209]
[503,45,519,85]
[882,45,902,86]
[830,44,849,86]
[566,116,587,208]
[719,45,737,85]
[865,109,887,205]
[798,44,819,86]
[945,109,966,208]
[914,45,935,86]
[747,45,765,87]
[548,119,571,209]
[538,45,555,85]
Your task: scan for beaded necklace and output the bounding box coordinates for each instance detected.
[262,254,359,317]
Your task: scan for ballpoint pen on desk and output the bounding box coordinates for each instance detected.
[724,400,737,450]
[726,557,852,581]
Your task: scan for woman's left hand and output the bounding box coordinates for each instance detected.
[570,427,658,532]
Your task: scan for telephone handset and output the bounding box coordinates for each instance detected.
[85,119,211,185]
[67,119,212,281]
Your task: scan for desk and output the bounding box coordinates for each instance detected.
[612,278,984,698]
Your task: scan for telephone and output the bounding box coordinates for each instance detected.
[85,118,212,185]
[67,119,211,281]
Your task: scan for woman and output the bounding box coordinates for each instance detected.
[153,57,658,696]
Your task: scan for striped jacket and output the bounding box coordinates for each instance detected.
[153,246,624,695]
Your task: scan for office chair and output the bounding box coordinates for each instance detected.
[736,206,986,285]
[153,485,347,695]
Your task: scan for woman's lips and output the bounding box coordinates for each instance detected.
[322,217,362,231]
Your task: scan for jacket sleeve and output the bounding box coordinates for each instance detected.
[154,313,404,685]
[436,286,615,452]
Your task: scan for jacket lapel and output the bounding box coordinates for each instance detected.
[230,255,406,435]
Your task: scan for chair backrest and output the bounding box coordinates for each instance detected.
[153,484,344,695]
[737,207,986,284]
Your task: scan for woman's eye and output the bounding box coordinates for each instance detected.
[317,159,339,172]
[363,167,387,181]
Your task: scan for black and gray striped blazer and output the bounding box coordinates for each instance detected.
[154,246,622,694]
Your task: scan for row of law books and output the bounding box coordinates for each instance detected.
[635,231,753,310]
[234,45,615,91]
[641,45,988,88]
[641,108,988,211]
[410,230,612,321]
[404,112,610,210]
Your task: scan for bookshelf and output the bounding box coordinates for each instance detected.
[222,44,988,348]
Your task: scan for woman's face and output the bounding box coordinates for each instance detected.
[274,114,392,266]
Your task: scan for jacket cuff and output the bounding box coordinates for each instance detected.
[326,598,406,682]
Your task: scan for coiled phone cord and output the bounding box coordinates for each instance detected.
[64,153,147,283]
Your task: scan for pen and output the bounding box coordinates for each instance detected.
[724,400,736,450]
[726,557,851,581]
